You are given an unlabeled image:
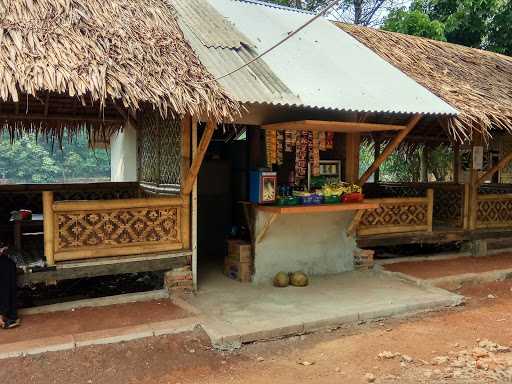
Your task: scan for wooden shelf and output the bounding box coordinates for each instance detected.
[255,202,379,215]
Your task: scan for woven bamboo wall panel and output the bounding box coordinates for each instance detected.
[476,199,512,228]
[138,112,181,187]
[361,203,428,227]
[56,207,181,251]
[433,188,463,226]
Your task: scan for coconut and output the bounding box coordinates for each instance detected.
[273,272,289,287]
[289,271,309,287]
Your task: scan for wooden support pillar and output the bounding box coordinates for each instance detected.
[191,119,198,291]
[182,120,216,195]
[358,114,422,186]
[181,116,192,250]
[420,147,429,182]
[43,191,55,266]
[468,134,483,230]
[373,134,381,183]
[345,133,360,184]
[453,144,460,183]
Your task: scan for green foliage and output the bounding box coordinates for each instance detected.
[383,8,447,40]
[383,0,510,53]
[0,133,111,184]
[359,143,454,182]
[488,1,512,55]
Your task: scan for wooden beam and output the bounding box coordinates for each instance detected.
[453,144,460,183]
[347,209,365,237]
[256,213,278,244]
[345,133,360,183]
[181,115,192,250]
[262,120,406,133]
[0,113,124,123]
[468,134,483,230]
[358,114,422,185]
[43,191,55,267]
[182,120,216,195]
[373,134,381,182]
[477,150,512,185]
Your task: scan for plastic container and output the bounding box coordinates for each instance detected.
[324,196,340,204]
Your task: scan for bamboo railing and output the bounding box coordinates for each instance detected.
[364,183,464,228]
[43,191,190,265]
[358,189,433,236]
[475,193,512,230]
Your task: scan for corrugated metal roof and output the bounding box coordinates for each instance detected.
[171,0,301,106]
[172,0,458,116]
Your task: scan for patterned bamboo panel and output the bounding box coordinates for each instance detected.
[359,197,431,236]
[476,195,512,229]
[52,198,185,261]
[363,183,464,228]
[433,188,463,226]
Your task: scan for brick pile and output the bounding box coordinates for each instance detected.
[165,266,193,297]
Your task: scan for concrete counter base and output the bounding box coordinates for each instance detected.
[253,210,356,284]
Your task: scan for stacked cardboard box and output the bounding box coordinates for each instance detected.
[224,240,252,282]
[165,266,193,297]
[354,249,375,270]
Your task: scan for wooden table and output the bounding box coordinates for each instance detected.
[13,214,44,252]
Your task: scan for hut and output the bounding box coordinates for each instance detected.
[169,0,460,284]
[0,0,238,287]
[336,23,512,251]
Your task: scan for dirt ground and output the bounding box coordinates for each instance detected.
[384,252,512,279]
[1,300,189,345]
[3,280,512,383]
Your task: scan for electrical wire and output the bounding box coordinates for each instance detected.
[198,0,342,84]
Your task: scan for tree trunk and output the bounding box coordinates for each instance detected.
[354,0,363,24]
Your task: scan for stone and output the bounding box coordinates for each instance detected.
[432,356,449,365]
[401,355,413,363]
[257,357,264,362]
[472,348,489,358]
[378,351,398,359]
[364,373,376,383]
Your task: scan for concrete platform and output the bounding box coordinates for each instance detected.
[187,269,464,348]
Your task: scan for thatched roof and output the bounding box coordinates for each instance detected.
[0,0,238,134]
[337,23,512,142]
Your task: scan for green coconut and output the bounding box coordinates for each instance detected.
[289,271,309,287]
[273,272,290,287]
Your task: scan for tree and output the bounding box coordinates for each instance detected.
[263,0,407,25]
[383,8,446,40]
[0,133,111,184]
[488,1,512,56]
[383,0,503,49]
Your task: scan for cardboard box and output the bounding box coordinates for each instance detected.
[224,257,252,283]
[227,239,252,263]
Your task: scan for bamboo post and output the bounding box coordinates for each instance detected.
[345,133,360,184]
[453,144,460,183]
[426,188,434,232]
[463,183,470,230]
[373,134,381,183]
[43,191,55,266]
[182,120,216,195]
[468,134,483,230]
[358,114,422,186]
[191,119,198,291]
[181,115,192,250]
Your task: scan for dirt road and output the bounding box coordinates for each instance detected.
[2,281,512,384]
